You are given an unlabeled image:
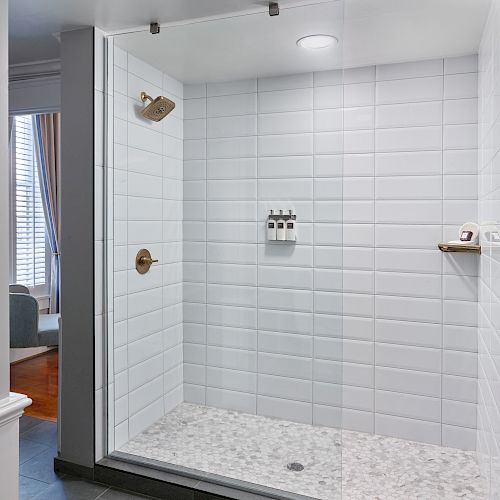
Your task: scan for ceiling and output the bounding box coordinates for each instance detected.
[116,0,491,84]
[9,0,492,78]
[343,0,491,69]
[116,2,343,83]
[8,0,305,65]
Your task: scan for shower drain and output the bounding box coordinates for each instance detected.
[287,462,304,472]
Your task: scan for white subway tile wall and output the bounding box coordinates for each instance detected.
[478,0,500,494]
[104,48,479,454]
[183,56,479,449]
[111,46,184,449]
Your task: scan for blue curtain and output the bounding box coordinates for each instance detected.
[33,114,61,313]
[8,116,13,143]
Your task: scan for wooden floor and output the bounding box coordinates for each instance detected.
[11,349,58,421]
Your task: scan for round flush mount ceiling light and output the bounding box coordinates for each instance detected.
[297,34,338,49]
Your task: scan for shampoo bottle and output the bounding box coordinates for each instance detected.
[286,209,296,241]
[267,210,277,241]
[276,209,286,241]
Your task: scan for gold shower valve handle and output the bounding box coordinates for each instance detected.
[136,249,158,274]
[140,256,158,265]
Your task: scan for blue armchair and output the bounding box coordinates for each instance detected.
[9,284,60,348]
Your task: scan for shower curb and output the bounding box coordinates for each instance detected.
[92,455,317,500]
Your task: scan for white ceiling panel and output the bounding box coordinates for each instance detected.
[9,0,491,78]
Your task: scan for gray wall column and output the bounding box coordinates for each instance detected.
[59,27,95,469]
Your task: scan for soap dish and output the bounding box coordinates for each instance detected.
[438,243,481,254]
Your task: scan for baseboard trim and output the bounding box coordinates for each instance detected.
[10,347,57,365]
[0,393,32,427]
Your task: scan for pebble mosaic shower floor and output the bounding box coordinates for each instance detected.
[119,403,486,499]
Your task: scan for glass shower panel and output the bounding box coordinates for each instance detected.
[105,2,344,498]
[337,2,486,498]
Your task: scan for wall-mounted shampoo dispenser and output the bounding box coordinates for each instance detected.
[266,209,297,242]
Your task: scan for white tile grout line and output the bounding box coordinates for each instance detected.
[256,78,260,416]
[372,66,377,436]
[204,85,208,407]
[440,57,445,446]
[125,52,130,444]
[312,69,316,427]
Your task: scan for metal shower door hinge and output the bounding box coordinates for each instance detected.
[269,2,279,16]
[150,22,160,35]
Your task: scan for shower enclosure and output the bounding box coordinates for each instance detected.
[101,1,485,498]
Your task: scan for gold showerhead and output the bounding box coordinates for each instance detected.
[140,91,175,122]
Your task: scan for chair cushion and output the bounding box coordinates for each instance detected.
[38,314,60,346]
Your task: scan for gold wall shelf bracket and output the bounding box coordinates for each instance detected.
[437,243,481,254]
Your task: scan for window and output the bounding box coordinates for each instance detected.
[9,115,49,293]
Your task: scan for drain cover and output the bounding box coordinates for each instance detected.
[287,462,304,472]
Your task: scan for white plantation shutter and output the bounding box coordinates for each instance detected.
[11,115,47,288]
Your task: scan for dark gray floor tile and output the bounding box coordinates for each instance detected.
[19,438,49,465]
[20,416,44,434]
[30,476,109,500]
[20,475,50,500]
[20,448,60,484]
[99,487,159,499]
[20,420,57,447]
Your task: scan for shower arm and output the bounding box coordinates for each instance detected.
[140,91,154,103]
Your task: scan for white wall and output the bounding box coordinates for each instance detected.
[0,3,32,499]
[110,45,184,450]
[0,0,9,402]
[478,0,500,494]
[183,56,479,450]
